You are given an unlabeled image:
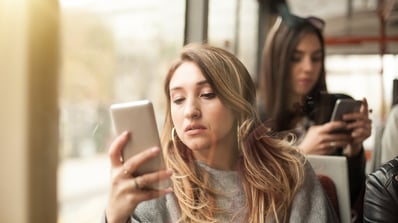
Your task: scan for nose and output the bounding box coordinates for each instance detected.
[184,98,201,119]
[302,56,314,72]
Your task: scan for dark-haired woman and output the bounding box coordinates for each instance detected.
[259,15,372,222]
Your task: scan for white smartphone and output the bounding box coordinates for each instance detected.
[330,99,362,122]
[109,100,170,190]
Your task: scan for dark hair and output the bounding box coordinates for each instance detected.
[260,16,327,131]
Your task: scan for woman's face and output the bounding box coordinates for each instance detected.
[289,32,323,98]
[168,61,236,161]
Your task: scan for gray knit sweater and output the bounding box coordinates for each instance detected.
[104,160,338,223]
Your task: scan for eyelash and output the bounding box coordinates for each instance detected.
[172,97,184,104]
[200,92,216,99]
[291,55,322,63]
[172,92,216,104]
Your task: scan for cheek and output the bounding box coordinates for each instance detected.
[313,64,322,80]
[214,109,235,131]
[171,107,183,129]
[289,71,299,89]
[290,65,298,81]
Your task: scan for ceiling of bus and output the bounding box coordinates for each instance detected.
[288,0,398,54]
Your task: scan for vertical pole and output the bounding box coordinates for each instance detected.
[184,0,209,45]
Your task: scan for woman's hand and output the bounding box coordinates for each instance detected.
[299,98,372,157]
[298,121,351,155]
[105,131,173,223]
[342,97,372,157]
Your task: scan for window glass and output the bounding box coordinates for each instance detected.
[58,1,184,222]
[208,0,258,77]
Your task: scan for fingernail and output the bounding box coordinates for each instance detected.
[151,147,160,152]
[165,187,173,193]
[166,169,174,175]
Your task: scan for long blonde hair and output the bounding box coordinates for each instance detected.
[161,44,304,223]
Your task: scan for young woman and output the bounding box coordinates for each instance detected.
[259,14,372,222]
[104,44,337,223]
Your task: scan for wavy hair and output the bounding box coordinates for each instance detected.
[161,44,304,222]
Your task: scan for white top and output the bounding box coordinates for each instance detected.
[381,105,398,164]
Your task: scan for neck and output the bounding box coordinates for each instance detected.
[288,94,304,111]
[193,143,239,171]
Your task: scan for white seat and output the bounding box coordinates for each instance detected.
[306,155,351,223]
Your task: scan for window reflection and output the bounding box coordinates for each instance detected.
[56,1,398,222]
[58,1,184,222]
[208,0,258,77]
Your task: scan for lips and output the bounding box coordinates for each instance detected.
[184,123,206,132]
[299,77,312,85]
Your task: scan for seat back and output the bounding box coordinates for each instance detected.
[307,155,351,223]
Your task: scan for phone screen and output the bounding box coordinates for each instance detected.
[329,99,362,134]
[330,99,362,122]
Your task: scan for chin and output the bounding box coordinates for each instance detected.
[297,89,312,97]
[184,140,211,151]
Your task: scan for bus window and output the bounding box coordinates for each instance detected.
[208,0,258,78]
[58,1,184,222]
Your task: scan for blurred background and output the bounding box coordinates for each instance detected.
[1,0,397,222]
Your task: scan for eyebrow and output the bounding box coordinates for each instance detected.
[293,49,323,55]
[169,79,209,91]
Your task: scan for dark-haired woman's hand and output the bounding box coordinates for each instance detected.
[298,121,352,155]
[342,97,372,157]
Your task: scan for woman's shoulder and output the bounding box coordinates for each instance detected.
[132,193,179,222]
[290,157,339,222]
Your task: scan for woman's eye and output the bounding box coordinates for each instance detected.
[311,55,322,63]
[172,97,185,104]
[291,56,301,63]
[200,92,216,99]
